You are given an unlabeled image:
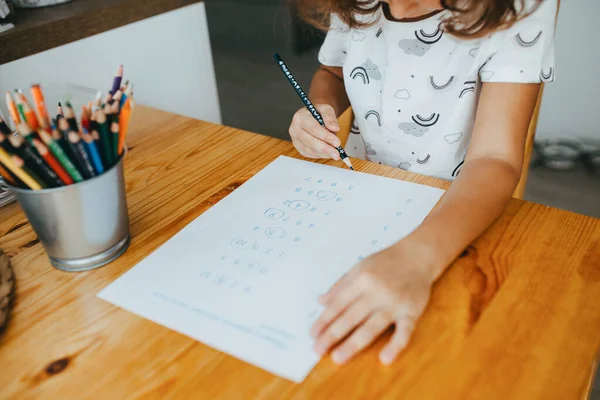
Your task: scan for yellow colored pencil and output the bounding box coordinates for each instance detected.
[0,147,43,190]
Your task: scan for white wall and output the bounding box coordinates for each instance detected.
[0,2,221,125]
[537,0,599,139]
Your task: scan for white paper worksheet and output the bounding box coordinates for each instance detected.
[99,156,445,382]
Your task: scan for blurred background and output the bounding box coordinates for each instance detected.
[205,0,600,220]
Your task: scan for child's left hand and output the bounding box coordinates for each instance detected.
[310,241,436,365]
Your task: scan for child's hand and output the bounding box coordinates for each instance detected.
[310,242,435,365]
[289,104,342,160]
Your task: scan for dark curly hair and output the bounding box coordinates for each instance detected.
[293,0,542,38]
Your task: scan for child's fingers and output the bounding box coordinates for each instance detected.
[292,139,320,159]
[300,117,341,149]
[379,317,416,365]
[316,104,340,133]
[331,311,392,365]
[296,129,340,160]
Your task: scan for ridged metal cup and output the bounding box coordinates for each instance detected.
[6,157,130,272]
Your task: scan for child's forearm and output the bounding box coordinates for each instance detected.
[309,66,350,117]
[403,157,522,281]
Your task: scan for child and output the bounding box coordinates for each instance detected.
[289,0,557,365]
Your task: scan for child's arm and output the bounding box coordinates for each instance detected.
[310,82,542,366]
[412,82,542,279]
[309,65,350,116]
[288,66,350,159]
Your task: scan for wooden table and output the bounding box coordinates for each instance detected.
[0,0,201,65]
[1,106,599,399]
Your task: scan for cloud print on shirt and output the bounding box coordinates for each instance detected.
[394,89,411,100]
[445,132,463,144]
[365,142,377,155]
[362,59,382,80]
[480,70,494,81]
[398,39,430,56]
[398,122,429,137]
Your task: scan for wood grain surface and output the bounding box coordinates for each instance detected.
[0,0,202,65]
[0,106,599,399]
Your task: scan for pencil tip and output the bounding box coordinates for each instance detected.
[58,102,62,107]
[342,157,355,171]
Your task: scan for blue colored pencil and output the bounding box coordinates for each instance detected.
[81,115,104,174]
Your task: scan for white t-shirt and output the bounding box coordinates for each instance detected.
[318,1,557,180]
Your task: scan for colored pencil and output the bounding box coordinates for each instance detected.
[110,65,124,95]
[50,120,72,160]
[0,115,11,136]
[95,106,114,167]
[81,109,104,174]
[119,81,130,107]
[0,148,43,190]
[15,90,40,132]
[81,131,104,175]
[31,138,72,186]
[111,90,123,113]
[89,112,106,165]
[64,101,80,133]
[5,91,21,126]
[30,84,51,129]
[40,127,82,183]
[67,130,96,179]
[0,131,18,154]
[1,66,133,190]
[11,127,63,187]
[17,122,71,185]
[58,118,95,179]
[110,118,120,161]
[0,162,19,186]
[57,105,78,160]
[273,53,354,170]
[11,153,48,189]
[118,98,132,156]
[110,91,123,159]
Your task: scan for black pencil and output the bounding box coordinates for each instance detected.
[272,53,354,171]
[0,115,12,136]
[58,118,95,179]
[11,154,48,189]
[67,130,97,179]
[64,101,80,133]
[96,106,114,167]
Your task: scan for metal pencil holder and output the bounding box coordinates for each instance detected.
[6,156,130,272]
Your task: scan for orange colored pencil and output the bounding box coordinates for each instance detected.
[118,98,132,156]
[30,84,51,130]
[31,138,74,185]
[0,162,17,186]
[15,90,40,132]
[5,91,21,126]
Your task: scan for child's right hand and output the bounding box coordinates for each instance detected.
[288,104,342,160]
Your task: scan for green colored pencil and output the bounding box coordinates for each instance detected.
[39,129,84,183]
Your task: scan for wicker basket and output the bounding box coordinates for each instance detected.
[10,0,73,8]
[0,179,15,208]
[0,250,15,335]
